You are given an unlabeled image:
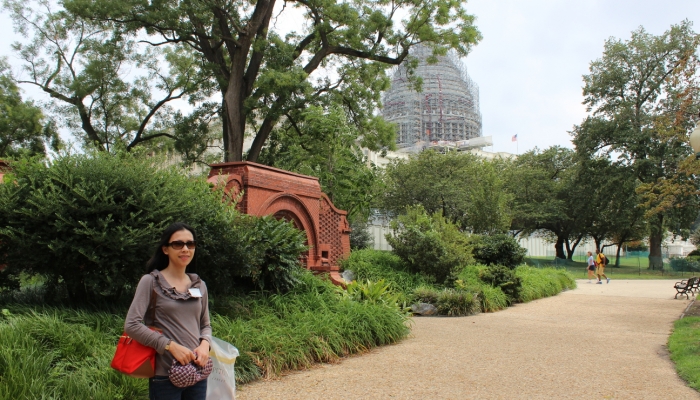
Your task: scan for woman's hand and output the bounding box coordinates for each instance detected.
[168,341,197,365]
[194,340,210,367]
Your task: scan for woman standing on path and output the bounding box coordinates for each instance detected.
[124,222,212,400]
[586,251,597,283]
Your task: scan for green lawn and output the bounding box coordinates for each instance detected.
[524,256,692,280]
[669,317,700,391]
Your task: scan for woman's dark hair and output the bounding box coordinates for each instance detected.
[146,222,197,272]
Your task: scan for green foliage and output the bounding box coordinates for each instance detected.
[454,268,509,313]
[471,234,527,269]
[479,265,522,304]
[259,105,383,221]
[340,249,431,304]
[0,272,410,394]
[382,150,512,234]
[669,257,700,272]
[243,216,309,292]
[4,0,215,160]
[572,21,700,269]
[0,153,307,302]
[65,0,481,163]
[341,279,401,309]
[349,219,373,251]
[0,307,147,399]
[515,266,577,303]
[0,58,60,158]
[209,272,410,383]
[386,205,473,283]
[411,286,478,316]
[506,147,585,260]
[669,317,700,391]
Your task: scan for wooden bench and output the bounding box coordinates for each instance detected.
[691,277,700,294]
[674,276,698,299]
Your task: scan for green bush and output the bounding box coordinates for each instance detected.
[340,249,432,297]
[385,205,472,283]
[479,265,522,304]
[412,285,440,305]
[670,256,700,272]
[340,279,402,309]
[411,286,479,317]
[243,216,309,292]
[515,266,576,302]
[349,219,373,250]
[455,276,509,313]
[434,289,479,317]
[0,154,309,301]
[470,234,527,269]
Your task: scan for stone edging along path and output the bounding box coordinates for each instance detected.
[238,280,699,399]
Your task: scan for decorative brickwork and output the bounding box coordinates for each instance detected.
[207,162,350,285]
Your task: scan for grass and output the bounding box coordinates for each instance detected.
[669,317,700,390]
[0,271,410,397]
[515,266,577,303]
[525,256,693,280]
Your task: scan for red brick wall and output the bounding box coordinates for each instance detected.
[208,162,350,281]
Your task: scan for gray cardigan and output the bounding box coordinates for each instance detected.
[124,270,213,376]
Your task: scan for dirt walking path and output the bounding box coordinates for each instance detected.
[237,280,698,399]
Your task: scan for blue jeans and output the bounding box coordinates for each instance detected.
[149,376,207,400]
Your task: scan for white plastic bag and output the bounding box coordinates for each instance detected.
[206,337,239,400]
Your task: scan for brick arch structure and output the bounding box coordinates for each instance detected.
[259,192,319,260]
[207,162,349,285]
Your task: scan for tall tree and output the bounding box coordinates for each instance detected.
[507,147,586,260]
[575,157,647,266]
[0,58,60,158]
[381,150,512,234]
[572,21,700,269]
[258,105,381,221]
[4,0,215,159]
[65,0,481,162]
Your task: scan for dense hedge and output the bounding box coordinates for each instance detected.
[0,154,307,302]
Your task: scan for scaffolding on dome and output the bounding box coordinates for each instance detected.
[381,45,483,152]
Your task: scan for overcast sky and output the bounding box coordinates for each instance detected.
[465,0,700,155]
[1,1,699,155]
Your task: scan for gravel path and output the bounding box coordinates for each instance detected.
[237,280,698,399]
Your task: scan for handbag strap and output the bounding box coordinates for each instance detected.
[146,280,158,326]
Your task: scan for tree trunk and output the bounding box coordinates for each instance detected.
[648,214,664,270]
[614,241,623,267]
[223,80,246,162]
[566,235,583,260]
[555,236,566,259]
[592,236,601,253]
[221,99,230,161]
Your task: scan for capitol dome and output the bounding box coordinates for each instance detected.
[382,45,482,150]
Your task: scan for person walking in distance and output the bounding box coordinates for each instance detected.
[586,251,598,283]
[595,249,610,284]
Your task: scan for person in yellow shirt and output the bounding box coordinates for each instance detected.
[595,250,610,284]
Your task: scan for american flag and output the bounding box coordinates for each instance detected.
[512,134,518,142]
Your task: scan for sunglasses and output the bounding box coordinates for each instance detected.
[167,241,197,250]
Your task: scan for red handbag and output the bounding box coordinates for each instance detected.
[111,288,161,378]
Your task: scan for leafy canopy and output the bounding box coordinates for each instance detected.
[572,21,700,267]
[0,58,60,158]
[64,0,482,162]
